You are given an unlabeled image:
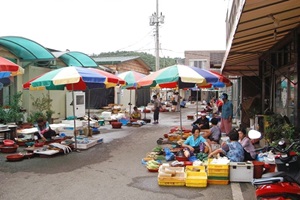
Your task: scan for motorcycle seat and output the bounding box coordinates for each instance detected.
[262,171,285,178]
[252,177,284,186]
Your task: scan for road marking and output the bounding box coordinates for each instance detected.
[231,183,244,200]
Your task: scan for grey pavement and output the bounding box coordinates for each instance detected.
[0,103,256,200]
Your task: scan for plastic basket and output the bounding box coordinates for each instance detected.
[207,179,229,185]
[207,159,229,177]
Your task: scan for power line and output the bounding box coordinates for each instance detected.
[116,30,153,51]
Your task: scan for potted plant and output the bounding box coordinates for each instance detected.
[28,93,55,124]
[264,114,297,143]
[0,92,24,124]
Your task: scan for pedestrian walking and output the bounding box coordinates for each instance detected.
[220,93,233,135]
[152,95,160,124]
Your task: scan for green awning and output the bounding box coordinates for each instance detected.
[0,36,55,61]
[59,51,98,67]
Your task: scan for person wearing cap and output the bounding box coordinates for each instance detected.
[220,93,233,135]
[192,112,210,130]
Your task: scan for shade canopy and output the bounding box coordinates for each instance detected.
[0,36,55,61]
[0,56,25,76]
[29,67,108,91]
[117,71,146,89]
[137,65,220,89]
[59,51,98,67]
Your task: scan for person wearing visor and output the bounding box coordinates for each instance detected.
[192,112,210,130]
[220,93,233,135]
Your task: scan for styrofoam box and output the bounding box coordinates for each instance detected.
[76,139,97,149]
[230,162,254,182]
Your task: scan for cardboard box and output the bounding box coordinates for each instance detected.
[230,162,254,182]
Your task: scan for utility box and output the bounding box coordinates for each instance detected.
[66,91,85,118]
[230,162,254,182]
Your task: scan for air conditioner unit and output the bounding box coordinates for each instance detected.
[50,60,57,66]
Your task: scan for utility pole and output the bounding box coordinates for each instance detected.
[149,0,164,71]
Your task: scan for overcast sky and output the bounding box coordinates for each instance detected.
[1,0,227,58]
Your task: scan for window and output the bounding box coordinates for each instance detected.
[189,59,207,68]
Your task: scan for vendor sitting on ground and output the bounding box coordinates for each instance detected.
[34,117,56,141]
[208,129,244,162]
[131,106,141,119]
[192,112,210,130]
[180,98,187,108]
[238,128,256,161]
[181,127,212,158]
[206,117,221,144]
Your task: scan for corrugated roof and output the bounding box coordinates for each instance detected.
[93,56,140,64]
[0,36,55,61]
[58,51,98,67]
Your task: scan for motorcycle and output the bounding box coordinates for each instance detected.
[249,130,300,200]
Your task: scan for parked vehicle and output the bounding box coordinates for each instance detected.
[249,130,300,200]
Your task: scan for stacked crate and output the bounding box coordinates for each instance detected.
[157,165,185,186]
[207,159,230,185]
[185,165,207,187]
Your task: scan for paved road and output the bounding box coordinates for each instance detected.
[0,103,256,200]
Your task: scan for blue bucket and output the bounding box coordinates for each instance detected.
[119,118,129,126]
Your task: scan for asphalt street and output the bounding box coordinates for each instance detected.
[0,103,256,200]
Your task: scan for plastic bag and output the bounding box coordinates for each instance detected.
[164,147,175,161]
[264,151,275,164]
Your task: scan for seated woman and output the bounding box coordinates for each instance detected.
[181,127,211,158]
[34,117,56,141]
[238,128,256,161]
[208,129,244,162]
[206,117,221,144]
[131,106,141,119]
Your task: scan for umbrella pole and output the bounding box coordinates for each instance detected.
[129,90,132,117]
[196,89,199,119]
[179,98,183,134]
[72,86,79,152]
[88,89,91,136]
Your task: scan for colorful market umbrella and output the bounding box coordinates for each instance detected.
[117,71,146,116]
[117,71,146,89]
[0,56,25,76]
[197,70,232,88]
[23,67,125,137]
[0,77,11,90]
[30,67,108,90]
[88,68,125,88]
[137,64,220,89]
[27,66,115,150]
[138,65,231,130]
[137,65,221,130]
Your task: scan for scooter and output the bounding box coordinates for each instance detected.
[249,130,300,200]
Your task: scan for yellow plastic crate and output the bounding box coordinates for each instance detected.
[158,166,186,186]
[158,173,186,186]
[185,165,206,173]
[186,181,207,187]
[158,179,185,186]
[186,172,208,187]
[207,159,229,177]
[207,168,229,177]
[207,179,229,185]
